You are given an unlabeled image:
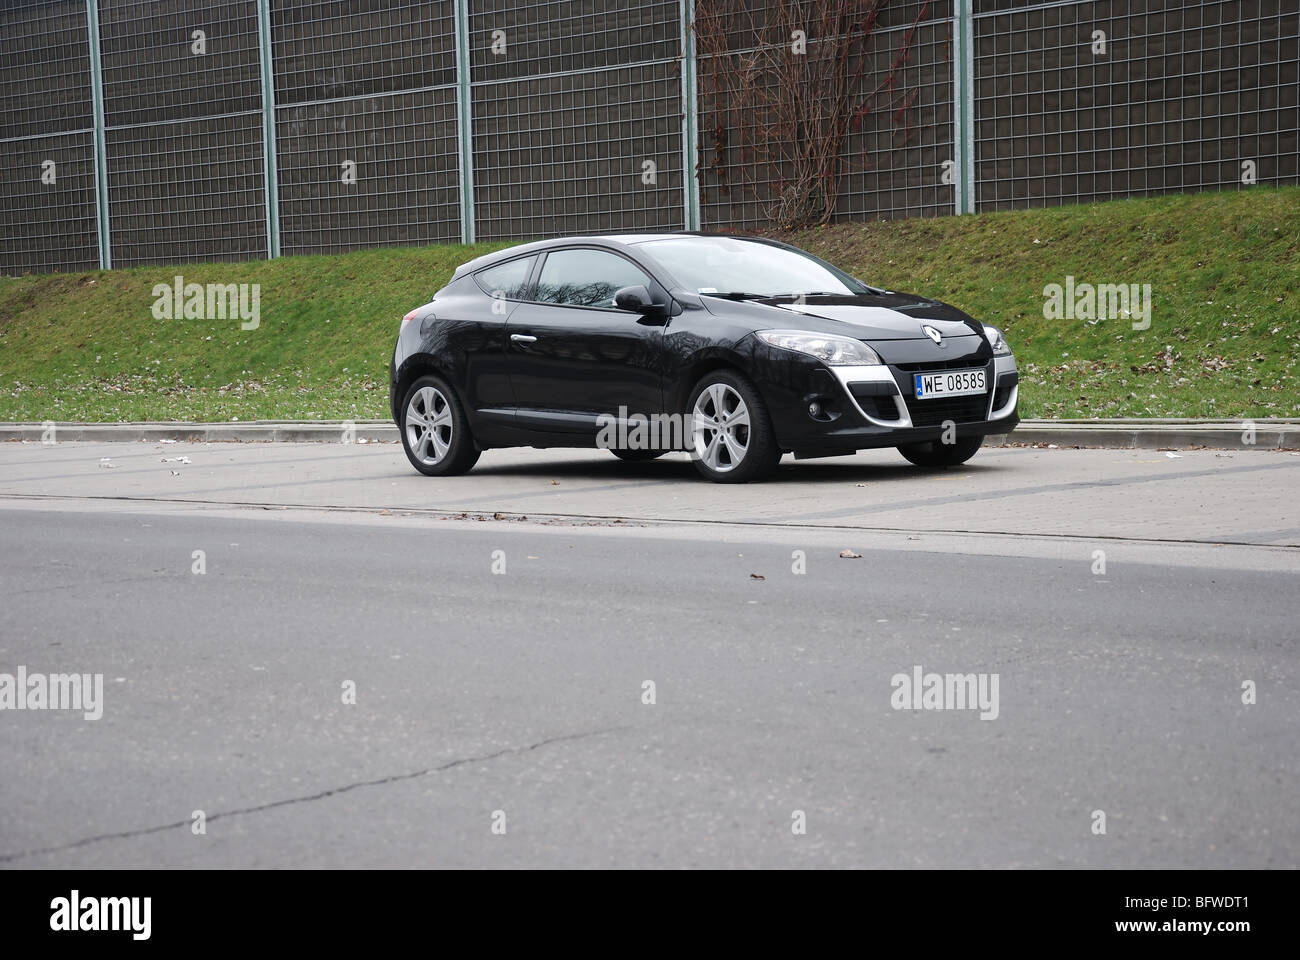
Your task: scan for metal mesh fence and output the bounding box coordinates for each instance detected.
[697,3,956,228]
[471,61,686,240]
[98,0,262,128]
[0,0,97,274]
[272,0,456,105]
[0,129,100,273]
[469,0,680,80]
[106,112,268,267]
[0,0,91,140]
[277,89,461,255]
[469,0,685,240]
[974,0,1300,210]
[271,1,460,256]
[836,16,956,223]
[1,0,1297,276]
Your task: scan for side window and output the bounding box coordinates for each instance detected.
[474,255,536,300]
[534,249,653,308]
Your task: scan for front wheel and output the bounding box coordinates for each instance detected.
[687,370,782,483]
[400,375,481,476]
[897,435,983,468]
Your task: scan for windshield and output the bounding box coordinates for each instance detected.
[637,237,867,298]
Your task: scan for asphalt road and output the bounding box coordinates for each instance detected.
[0,441,1297,868]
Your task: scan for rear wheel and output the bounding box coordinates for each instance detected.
[897,435,983,468]
[687,370,781,483]
[400,375,481,476]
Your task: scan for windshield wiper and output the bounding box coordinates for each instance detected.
[702,290,876,301]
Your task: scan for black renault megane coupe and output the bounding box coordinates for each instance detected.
[390,234,1018,482]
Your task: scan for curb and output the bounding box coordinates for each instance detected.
[987,419,1297,450]
[1,419,1295,450]
[0,420,399,443]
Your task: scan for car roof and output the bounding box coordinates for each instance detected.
[452,232,777,277]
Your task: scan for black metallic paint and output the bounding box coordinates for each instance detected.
[389,235,1018,454]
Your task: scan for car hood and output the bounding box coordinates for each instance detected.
[702,292,982,341]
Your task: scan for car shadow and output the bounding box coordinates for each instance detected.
[467,451,1012,485]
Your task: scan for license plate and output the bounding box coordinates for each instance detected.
[914,368,986,399]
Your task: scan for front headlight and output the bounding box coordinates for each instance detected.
[755,330,882,366]
[983,325,1012,356]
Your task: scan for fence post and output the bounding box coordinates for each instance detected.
[952,0,975,215]
[453,0,476,243]
[680,0,700,231]
[256,0,280,258]
[85,0,111,268]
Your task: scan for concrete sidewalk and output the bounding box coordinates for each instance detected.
[1,418,1296,449]
[3,441,1298,547]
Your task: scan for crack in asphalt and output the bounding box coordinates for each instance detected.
[1,493,1297,549]
[4,573,185,598]
[0,726,626,864]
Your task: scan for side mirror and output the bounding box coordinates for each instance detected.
[613,284,663,316]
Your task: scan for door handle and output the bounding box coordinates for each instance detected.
[510,334,537,344]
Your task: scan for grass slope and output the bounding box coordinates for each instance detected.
[1,188,1297,422]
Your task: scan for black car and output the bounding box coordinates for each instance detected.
[390,234,1018,483]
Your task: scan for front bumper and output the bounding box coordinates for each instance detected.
[751,343,1019,452]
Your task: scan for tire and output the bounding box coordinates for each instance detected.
[610,448,668,462]
[897,435,983,468]
[687,369,781,483]
[399,374,481,476]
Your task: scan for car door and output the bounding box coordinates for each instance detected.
[503,246,668,434]
[461,253,538,419]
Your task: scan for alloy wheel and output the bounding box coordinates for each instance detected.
[692,382,751,473]
[405,385,453,466]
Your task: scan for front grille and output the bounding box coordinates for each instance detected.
[897,357,988,372]
[905,393,990,427]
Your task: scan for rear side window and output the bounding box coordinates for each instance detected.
[474,255,536,300]
[535,249,652,308]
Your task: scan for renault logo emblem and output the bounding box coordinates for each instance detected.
[922,324,943,345]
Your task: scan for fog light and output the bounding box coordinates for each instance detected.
[809,401,822,417]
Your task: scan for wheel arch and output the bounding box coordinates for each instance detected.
[392,353,456,422]
[668,349,755,415]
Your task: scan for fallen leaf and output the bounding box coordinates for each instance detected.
[839,549,862,558]
[750,573,766,580]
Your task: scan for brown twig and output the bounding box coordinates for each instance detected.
[695,0,935,230]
